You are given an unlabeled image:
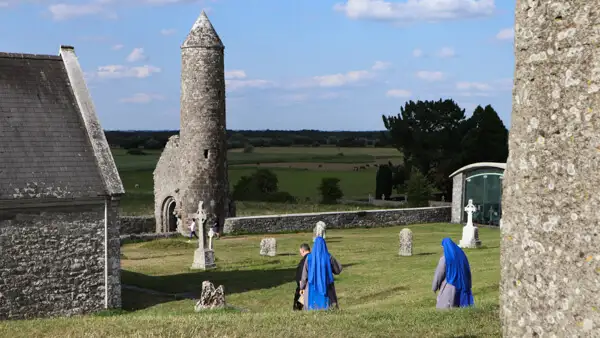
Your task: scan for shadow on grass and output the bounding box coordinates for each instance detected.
[122,266,296,311]
[415,252,436,256]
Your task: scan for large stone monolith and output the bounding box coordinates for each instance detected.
[501,1,600,335]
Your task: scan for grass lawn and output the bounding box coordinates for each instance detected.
[0,224,501,337]
[114,146,403,215]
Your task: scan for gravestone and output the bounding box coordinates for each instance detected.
[313,221,326,240]
[501,1,600,335]
[191,201,216,270]
[259,238,277,256]
[398,228,413,256]
[194,281,226,311]
[458,199,481,249]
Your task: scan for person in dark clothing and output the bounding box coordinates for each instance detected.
[293,243,311,310]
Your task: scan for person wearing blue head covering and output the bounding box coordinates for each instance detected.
[432,237,474,309]
[299,237,343,310]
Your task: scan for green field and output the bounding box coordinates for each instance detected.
[0,224,501,337]
[115,147,404,215]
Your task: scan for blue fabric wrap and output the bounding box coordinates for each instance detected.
[441,238,474,307]
[306,237,334,310]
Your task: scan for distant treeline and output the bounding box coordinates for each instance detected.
[104,130,393,150]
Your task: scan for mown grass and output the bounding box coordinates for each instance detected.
[0,224,501,337]
[115,147,400,215]
[113,147,403,171]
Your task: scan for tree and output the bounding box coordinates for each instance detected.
[318,178,343,204]
[375,164,393,199]
[232,169,295,203]
[243,143,254,153]
[405,168,432,208]
[461,105,509,164]
[383,99,468,198]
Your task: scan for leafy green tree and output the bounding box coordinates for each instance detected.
[319,178,343,204]
[243,143,254,153]
[375,164,393,199]
[232,169,295,203]
[405,168,432,208]
[383,99,468,198]
[461,105,509,164]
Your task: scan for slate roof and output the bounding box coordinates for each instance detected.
[0,51,108,201]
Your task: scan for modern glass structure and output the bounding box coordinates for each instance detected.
[449,163,506,226]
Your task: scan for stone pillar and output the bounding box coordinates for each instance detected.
[178,11,229,245]
[451,173,464,223]
[501,1,600,335]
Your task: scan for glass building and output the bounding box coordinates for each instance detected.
[449,162,506,226]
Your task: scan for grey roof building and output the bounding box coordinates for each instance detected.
[0,46,124,319]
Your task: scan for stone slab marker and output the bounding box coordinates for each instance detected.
[194,281,226,311]
[313,221,326,240]
[398,228,412,256]
[501,1,600,335]
[260,238,277,257]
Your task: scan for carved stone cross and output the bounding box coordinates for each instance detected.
[464,199,476,227]
[192,201,207,226]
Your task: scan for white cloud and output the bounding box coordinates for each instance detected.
[412,48,423,57]
[416,71,444,82]
[437,47,455,58]
[48,0,116,21]
[160,28,176,36]
[126,48,146,62]
[111,44,124,50]
[226,79,274,91]
[225,70,247,79]
[456,81,491,91]
[333,0,495,23]
[94,64,161,79]
[371,60,392,70]
[305,61,390,88]
[386,89,412,98]
[119,93,165,103]
[496,27,514,40]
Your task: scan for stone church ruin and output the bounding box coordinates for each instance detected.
[0,46,124,319]
[153,11,233,241]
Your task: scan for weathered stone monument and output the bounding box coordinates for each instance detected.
[153,10,233,238]
[194,281,226,311]
[501,1,600,335]
[398,228,413,256]
[0,46,123,319]
[260,238,277,257]
[313,221,327,240]
[191,201,216,269]
[458,199,482,249]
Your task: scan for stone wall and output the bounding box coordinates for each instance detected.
[119,215,156,235]
[223,206,450,235]
[0,204,120,319]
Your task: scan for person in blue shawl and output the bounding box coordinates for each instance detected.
[432,238,474,309]
[299,237,343,310]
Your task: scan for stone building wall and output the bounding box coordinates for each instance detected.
[223,206,450,235]
[153,135,183,233]
[120,215,156,235]
[0,204,120,319]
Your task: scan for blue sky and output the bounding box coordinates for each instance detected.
[0,0,515,131]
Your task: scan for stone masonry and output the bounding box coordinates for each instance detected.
[0,46,124,319]
[154,11,232,246]
[224,206,450,235]
[501,1,600,335]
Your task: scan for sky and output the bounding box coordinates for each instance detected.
[0,0,515,131]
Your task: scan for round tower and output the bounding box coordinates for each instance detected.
[179,11,228,241]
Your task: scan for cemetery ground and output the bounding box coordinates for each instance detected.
[0,223,501,337]
[115,146,405,215]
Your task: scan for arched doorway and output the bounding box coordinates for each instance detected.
[161,197,178,232]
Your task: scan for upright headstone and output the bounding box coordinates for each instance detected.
[313,221,326,240]
[194,281,226,311]
[501,2,600,335]
[398,228,413,256]
[459,199,481,249]
[259,238,277,257]
[191,201,216,270]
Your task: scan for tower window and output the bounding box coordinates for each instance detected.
[204,149,209,159]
